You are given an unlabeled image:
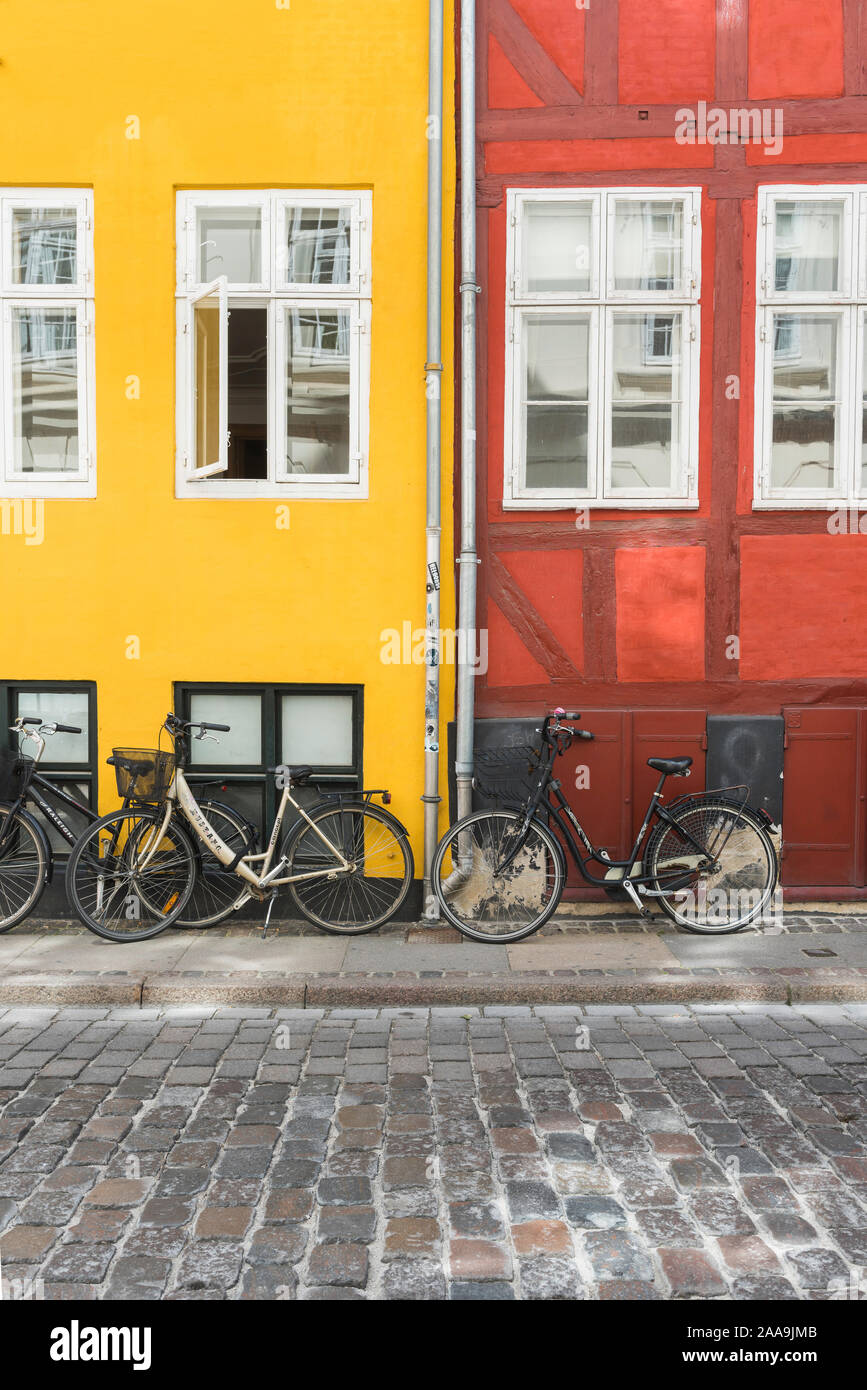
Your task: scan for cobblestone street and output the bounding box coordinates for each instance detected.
[1,1002,866,1301]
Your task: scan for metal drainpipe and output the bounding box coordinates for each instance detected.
[455,0,478,826]
[440,0,478,896]
[422,0,445,919]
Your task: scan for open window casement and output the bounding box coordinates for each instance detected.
[187,276,228,479]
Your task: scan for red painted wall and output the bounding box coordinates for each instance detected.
[740,537,867,681]
[748,0,844,99]
[618,0,716,104]
[616,548,706,683]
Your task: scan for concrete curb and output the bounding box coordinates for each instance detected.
[0,973,144,1005]
[2,966,867,1006]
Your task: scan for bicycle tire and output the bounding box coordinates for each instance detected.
[432,809,565,942]
[0,806,49,932]
[66,807,196,942]
[646,798,778,934]
[284,802,414,934]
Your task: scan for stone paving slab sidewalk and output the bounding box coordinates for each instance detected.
[1,1002,866,1301]
[1,915,867,1006]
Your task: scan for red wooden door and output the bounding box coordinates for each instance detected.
[558,710,631,885]
[556,709,709,889]
[781,707,867,887]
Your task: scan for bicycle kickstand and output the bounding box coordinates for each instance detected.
[261,889,279,940]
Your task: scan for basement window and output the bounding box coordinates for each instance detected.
[174,682,362,837]
[176,191,371,498]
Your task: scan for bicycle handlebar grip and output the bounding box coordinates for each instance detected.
[19,716,42,726]
[54,724,81,734]
[201,722,231,733]
[578,730,594,740]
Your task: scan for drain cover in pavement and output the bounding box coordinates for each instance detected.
[802,947,838,958]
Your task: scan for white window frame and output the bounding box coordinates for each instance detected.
[755,185,867,508]
[504,186,701,510]
[175,189,371,499]
[0,189,95,499]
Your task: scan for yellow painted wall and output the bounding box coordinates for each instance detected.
[0,0,455,866]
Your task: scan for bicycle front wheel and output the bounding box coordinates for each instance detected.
[432,809,565,942]
[0,807,48,932]
[646,799,778,934]
[66,808,196,941]
[285,802,413,934]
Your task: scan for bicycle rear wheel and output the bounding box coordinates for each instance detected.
[0,807,48,932]
[432,809,565,942]
[175,800,254,927]
[646,799,778,934]
[285,802,413,934]
[66,808,196,941]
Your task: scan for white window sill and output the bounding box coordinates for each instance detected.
[175,478,369,501]
[751,498,854,510]
[0,479,95,500]
[502,496,700,511]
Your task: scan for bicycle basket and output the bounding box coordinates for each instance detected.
[473,743,543,803]
[0,746,23,802]
[110,748,176,804]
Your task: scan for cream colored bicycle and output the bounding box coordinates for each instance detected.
[65,713,413,941]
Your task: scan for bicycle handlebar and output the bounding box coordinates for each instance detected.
[541,709,595,750]
[11,719,81,735]
[163,713,231,736]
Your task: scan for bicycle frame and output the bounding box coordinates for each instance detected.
[495,737,715,895]
[170,766,351,900]
[22,774,95,847]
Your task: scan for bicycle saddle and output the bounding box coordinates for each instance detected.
[106,755,154,776]
[647,756,692,775]
[267,764,313,783]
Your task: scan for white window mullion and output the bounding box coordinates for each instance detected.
[1,301,11,487]
[351,303,364,486]
[80,300,94,483]
[504,303,519,501]
[856,306,867,502]
[843,304,858,505]
[267,296,277,486]
[600,306,614,501]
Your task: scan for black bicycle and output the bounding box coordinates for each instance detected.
[432,708,779,942]
[0,716,257,933]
